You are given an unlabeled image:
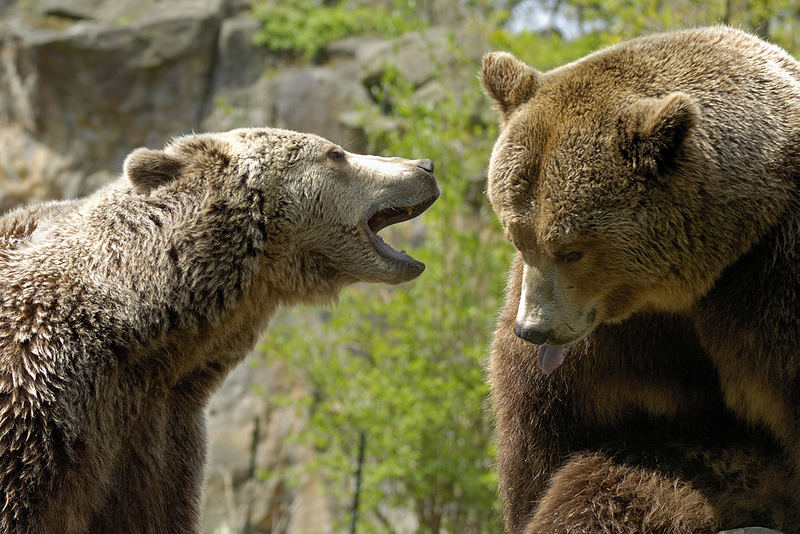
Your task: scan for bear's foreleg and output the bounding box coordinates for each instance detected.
[525,452,719,534]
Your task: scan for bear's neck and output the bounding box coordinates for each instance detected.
[8,182,343,391]
[110,186,277,382]
[39,183,313,388]
[691,196,800,362]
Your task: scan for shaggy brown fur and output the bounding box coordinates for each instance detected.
[0,127,438,533]
[481,26,800,533]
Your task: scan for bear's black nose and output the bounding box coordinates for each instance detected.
[417,159,434,173]
[513,323,553,345]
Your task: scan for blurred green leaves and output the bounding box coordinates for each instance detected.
[259,53,512,531]
[253,0,425,60]
[536,0,800,51]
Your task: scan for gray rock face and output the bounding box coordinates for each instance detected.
[358,24,488,95]
[0,0,225,211]
[271,66,371,150]
[203,356,332,534]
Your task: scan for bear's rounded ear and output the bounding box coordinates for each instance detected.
[124,147,186,195]
[480,52,540,122]
[618,92,698,178]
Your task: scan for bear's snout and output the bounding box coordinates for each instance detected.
[416,159,434,173]
[513,323,554,345]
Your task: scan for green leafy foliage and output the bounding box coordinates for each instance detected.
[252,0,424,60]
[490,27,612,70]
[260,54,513,531]
[572,0,795,35]
[533,0,800,52]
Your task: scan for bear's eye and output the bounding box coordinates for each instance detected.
[556,250,583,264]
[326,147,346,162]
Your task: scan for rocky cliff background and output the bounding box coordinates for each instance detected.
[0,1,491,532]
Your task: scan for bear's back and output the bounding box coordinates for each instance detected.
[552,26,800,91]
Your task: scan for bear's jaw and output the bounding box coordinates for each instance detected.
[363,194,438,281]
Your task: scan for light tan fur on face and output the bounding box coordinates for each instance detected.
[0,127,438,533]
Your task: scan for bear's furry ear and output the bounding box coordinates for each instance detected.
[124,148,186,195]
[480,52,540,122]
[618,93,698,177]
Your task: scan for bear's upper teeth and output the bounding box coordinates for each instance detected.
[368,205,417,233]
[364,195,437,269]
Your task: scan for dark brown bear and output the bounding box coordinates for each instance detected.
[481,26,800,533]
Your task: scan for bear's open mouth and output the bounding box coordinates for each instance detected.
[364,195,437,268]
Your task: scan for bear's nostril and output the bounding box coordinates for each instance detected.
[417,159,434,173]
[513,323,553,345]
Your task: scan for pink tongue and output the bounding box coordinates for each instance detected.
[536,344,566,375]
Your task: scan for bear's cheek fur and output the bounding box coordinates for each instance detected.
[553,249,633,326]
[541,235,672,326]
[580,237,706,322]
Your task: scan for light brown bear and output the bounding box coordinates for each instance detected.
[0,128,438,533]
[481,27,800,533]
